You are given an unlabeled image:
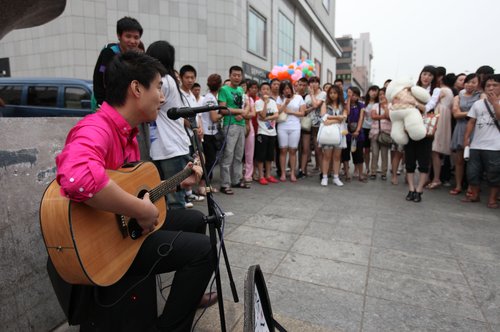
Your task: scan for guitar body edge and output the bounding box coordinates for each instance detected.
[39,162,167,286]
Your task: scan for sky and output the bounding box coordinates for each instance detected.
[335,0,500,86]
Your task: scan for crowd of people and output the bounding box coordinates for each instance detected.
[91,17,500,211]
[48,15,500,331]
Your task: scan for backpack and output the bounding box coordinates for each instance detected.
[91,44,121,112]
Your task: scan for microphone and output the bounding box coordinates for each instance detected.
[167,105,227,120]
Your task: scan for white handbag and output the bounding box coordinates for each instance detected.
[317,123,341,145]
[277,111,288,123]
[300,114,312,131]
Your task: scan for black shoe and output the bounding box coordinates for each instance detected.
[297,170,306,179]
[413,192,422,202]
[405,191,416,201]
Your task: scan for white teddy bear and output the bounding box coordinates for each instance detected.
[386,81,431,145]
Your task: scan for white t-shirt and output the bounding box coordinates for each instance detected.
[181,88,201,139]
[200,92,219,136]
[468,99,500,151]
[255,98,278,136]
[363,102,375,128]
[276,94,305,130]
[150,75,190,160]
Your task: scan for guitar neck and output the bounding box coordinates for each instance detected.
[148,167,193,203]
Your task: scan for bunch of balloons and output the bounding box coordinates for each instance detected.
[268,59,316,82]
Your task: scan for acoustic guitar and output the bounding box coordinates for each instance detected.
[39,161,194,286]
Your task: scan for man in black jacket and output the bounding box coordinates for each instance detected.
[92,16,143,108]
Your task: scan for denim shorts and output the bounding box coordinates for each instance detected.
[467,149,500,186]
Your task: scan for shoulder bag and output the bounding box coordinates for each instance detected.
[317,122,342,146]
[423,110,439,137]
[376,105,392,145]
[300,113,312,131]
[483,99,500,132]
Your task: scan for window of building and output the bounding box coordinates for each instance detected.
[247,7,266,58]
[27,86,58,107]
[314,59,321,78]
[342,51,352,58]
[65,87,90,109]
[0,85,22,105]
[278,12,294,65]
[322,0,330,12]
[337,63,351,70]
[299,47,309,60]
[327,70,333,84]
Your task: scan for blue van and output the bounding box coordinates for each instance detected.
[0,77,93,117]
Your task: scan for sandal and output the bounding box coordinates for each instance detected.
[231,181,251,189]
[220,187,234,195]
[196,187,207,196]
[487,202,499,209]
[449,188,462,195]
[425,182,442,190]
[381,175,387,181]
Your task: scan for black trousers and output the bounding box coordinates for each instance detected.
[404,137,432,173]
[202,135,218,180]
[124,208,213,332]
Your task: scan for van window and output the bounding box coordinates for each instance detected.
[65,87,90,109]
[27,86,58,107]
[0,85,22,105]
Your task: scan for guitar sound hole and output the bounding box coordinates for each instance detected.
[137,189,148,199]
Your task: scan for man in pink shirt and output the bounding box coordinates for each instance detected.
[55,51,216,331]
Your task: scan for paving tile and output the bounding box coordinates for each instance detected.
[290,235,370,265]
[274,252,367,294]
[267,275,363,332]
[303,220,372,245]
[222,240,287,273]
[363,296,489,332]
[367,268,483,320]
[370,247,466,284]
[245,214,310,234]
[460,260,500,290]
[313,209,375,229]
[225,225,299,251]
[467,285,500,325]
[372,229,454,258]
[450,242,500,263]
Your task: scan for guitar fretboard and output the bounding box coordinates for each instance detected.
[148,167,193,203]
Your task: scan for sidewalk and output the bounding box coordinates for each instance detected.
[189,170,500,331]
[55,169,500,331]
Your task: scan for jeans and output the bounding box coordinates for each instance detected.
[155,154,191,209]
[220,124,245,188]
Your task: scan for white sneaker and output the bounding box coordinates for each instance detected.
[186,194,205,202]
[321,177,328,186]
[333,177,344,187]
[185,202,194,208]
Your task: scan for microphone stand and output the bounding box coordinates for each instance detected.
[186,115,239,332]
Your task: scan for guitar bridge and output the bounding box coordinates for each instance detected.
[116,215,128,238]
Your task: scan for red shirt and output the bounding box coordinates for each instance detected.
[56,102,140,202]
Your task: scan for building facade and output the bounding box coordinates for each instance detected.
[335,32,373,94]
[0,0,342,87]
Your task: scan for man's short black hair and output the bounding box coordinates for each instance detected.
[476,65,494,75]
[105,51,166,106]
[229,65,243,75]
[298,77,308,84]
[117,17,143,37]
[259,82,271,89]
[334,78,344,85]
[481,74,500,90]
[180,64,197,78]
[192,83,201,89]
[247,80,259,89]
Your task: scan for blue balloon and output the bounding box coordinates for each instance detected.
[287,69,294,75]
